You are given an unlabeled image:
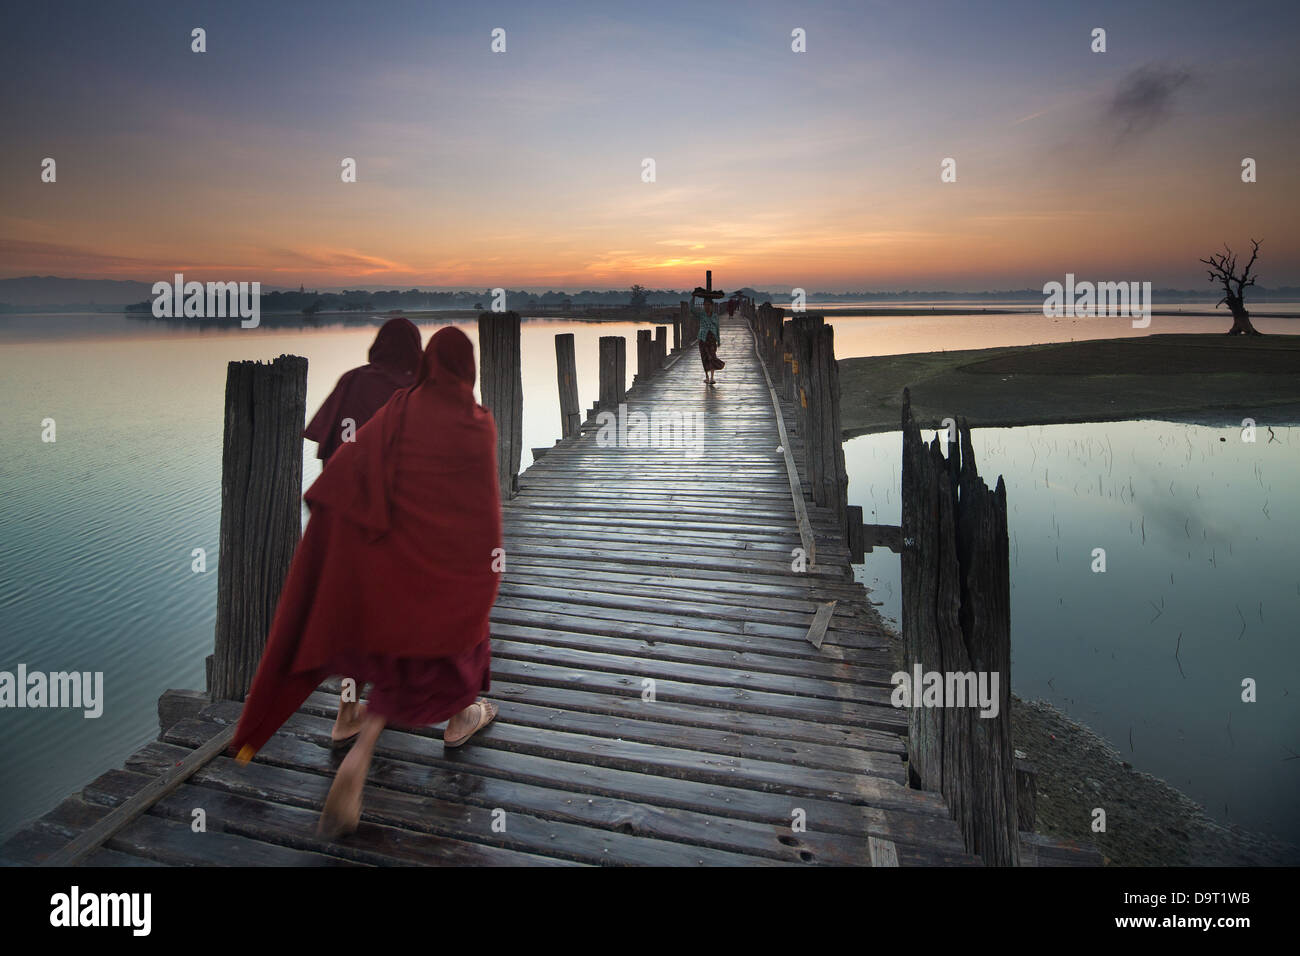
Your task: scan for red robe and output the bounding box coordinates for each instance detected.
[303,317,422,461]
[231,327,502,757]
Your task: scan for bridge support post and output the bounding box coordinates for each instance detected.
[210,354,308,703]
[901,391,1018,865]
[478,310,522,498]
[554,332,580,439]
[635,328,653,384]
[598,335,625,411]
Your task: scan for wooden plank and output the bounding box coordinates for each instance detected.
[39,723,236,867]
[747,319,817,566]
[298,689,901,771]
[169,708,962,850]
[487,656,906,733]
[869,836,900,867]
[474,681,909,756]
[127,743,780,867]
[82,769,566,868]
[863,523,903,554]
[805,600,837,650]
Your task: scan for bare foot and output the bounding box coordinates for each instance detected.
[331,700,367,747]
[318,755,364,839]
[444,699,498,748]
[318,711,384,839]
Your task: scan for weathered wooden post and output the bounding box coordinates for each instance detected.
[554,333,580,439]
[954,424,1016,865]
[789,314,823,502]
[672,318,681,351]
[778,319,793,396]
[597,335,625,412]
[654,326,667,368]
[901,389,955,795]
[900,390,1018,866]
[210,354,308,702]
[769,305,786,381]
[478,310,522,498]
[815,325,848,527]
[635,328,653,384]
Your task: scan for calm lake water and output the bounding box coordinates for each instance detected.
[846,423,1300,843]
[1,306,1297,845]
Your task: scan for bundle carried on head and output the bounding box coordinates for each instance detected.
[691,286,726,300]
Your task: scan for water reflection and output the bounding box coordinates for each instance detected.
[845,420,1300,841]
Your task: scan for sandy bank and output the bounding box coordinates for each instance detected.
[838,333,1300,436]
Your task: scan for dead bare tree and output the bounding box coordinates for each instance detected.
[1200,239,1263,335]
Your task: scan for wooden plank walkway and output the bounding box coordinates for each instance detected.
[2,316,986,867]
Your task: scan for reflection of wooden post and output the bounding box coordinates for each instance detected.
[598,335,625,411]
[554,333,580,439]
[211,354,307,702]
[654,326,667,369]
[478,311,522,498]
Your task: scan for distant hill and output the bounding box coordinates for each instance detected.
[0,276,159,308]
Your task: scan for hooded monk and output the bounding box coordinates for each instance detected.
[303,317,422,746]
[230,326,503,838]
[304,316,422,462]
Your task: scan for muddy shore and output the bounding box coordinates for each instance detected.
[876,611,1297,865]
[1011,696,1300,866]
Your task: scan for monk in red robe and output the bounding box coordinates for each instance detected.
[303,317,423,746]
[304,317,422,462]
[230,326,503,838]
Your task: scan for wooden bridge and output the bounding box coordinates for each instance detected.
[2,308,1097,867]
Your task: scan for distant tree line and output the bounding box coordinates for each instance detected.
[99,283,1300,316]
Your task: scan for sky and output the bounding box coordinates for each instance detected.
[2,0,1298,292]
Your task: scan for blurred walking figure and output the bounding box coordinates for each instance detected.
[304,317,421,462]
[230,327,503,839]
[694,297,725,386]
[303,317,423,745]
